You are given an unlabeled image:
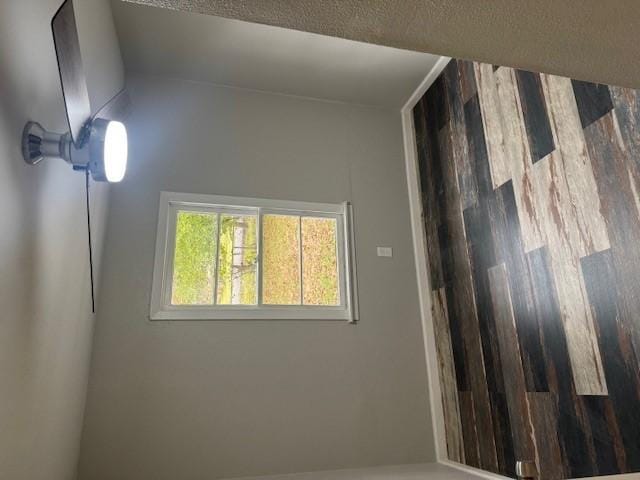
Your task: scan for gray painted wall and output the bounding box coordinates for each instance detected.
[110,0,439,109]
[0,1,123,479]
[77,76,435,480]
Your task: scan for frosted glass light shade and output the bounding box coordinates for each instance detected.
[103,121,127,182]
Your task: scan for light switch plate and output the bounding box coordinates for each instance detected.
[377,247,393,257]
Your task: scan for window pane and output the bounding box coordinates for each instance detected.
[171,211,218,305]
[216,214,258,305]
[262,214,301,305]
[302,217,339,306]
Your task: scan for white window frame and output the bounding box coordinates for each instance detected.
[150,191,358,322]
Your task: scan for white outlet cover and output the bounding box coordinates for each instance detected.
[377,247,393,257]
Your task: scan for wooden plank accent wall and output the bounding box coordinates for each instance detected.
[413,59,640,478]
[432,288,465,463]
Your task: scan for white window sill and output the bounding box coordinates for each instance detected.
[150,306,354,321]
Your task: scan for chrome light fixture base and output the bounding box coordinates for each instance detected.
[22,121,75,166]
[21,119,127,183]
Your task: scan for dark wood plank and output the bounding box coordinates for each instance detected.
[527,392,565,480]
[585,112,640,406]
[489,392,516,477]
[487,263,536,465]
[459,391,481,468]
[445,258,499,467]
[463,203,504,395]
[436,131,470,393]
[427,75,449,131]
[443,60,478,210]
[412,95,428,148]
[526,247,596,478]
[515,70,555,162]
[581,249,640,472]
[580,396,625,475]
[463,94,493,201]
[458,59,478,104]
[424,227,444,291]
[488,182,548,392]
[414,95,445,290]
[611,85,640,178]
[600,397,628,472]
[421,107,445,221]
[571,80,613,128]
[610,86,640,363]
[432,288,466,463]
[463,201,514,477]
[443,286,470,394]
[438,223,454,286]
[437,122,463,223]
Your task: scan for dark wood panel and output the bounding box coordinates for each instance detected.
[488,182,548,392]
[585,113,640,398]
[432,288,466,463]
[415,58,640,479]
[580,396,624,475]
[424,229,444,291]
[528,392,565,480]
[526,247,596,478]
[414,95,444,291]
[581,249,640,472]
[463,195,515,475]
[463,94,493,200]
[463,203,504,394]
[442,249,470,392]
[443,60,478,210]
[443,216,499,467]
[571,80,613,128]
[609,86,640,363]
[412,95,428,147]
[427,75,449,132]
[489,392,515,477]
[438,223,454,286]
[515,70,555,162]
[611,86,640,181]
[458,59,478,104]
[436,125,472,393]
[420,102,445,226]
[459,391,480,468]
[487,263,536,463]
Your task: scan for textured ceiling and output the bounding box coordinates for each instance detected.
[111,1,439,108]
[124,0,640,89]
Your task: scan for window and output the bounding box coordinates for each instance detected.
[150,192,358,321]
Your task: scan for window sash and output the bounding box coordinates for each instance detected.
[151,192,357,321]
